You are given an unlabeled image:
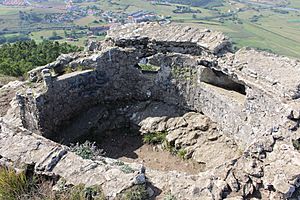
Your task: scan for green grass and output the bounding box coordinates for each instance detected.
[0,0,300,58]
[177,149,187,160]
[0,74,16,86]
[139,64,160,71]
[0,167,29,200]
[117,185,149,200]
[0,166,105,200]
[143,131,167,145]
[69,141,105,160]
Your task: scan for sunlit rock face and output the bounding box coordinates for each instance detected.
[0,22,299,199]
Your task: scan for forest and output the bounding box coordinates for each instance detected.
[0,40,81,77]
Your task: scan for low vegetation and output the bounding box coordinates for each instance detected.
[116,185,149,200]
[0,40,81,77]
[0,167,30,200]
[292,138,300,151]
[143,131,188,160]
[120,165,135,174]
[176,149,187,160]
[139,64,160,72]
[164,193,177,200]
[143,131,167,145]
[0,166,105,200]
[69,140,105,160]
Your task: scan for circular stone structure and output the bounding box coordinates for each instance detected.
[0,23,299,199]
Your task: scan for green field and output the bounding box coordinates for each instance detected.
[0,0,299,58]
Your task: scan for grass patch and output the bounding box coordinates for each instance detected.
[0,167,30,200]
[120,164,135,174]
[139,64,160,72]
[69,141,105,160]
[143,131,167,145]
[117,185,149,200]
[143,131,189,160]
[176,148,187,160]
[0,166,105,200]
[54,184,105,200]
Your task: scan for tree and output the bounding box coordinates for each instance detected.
[0,40,82,77]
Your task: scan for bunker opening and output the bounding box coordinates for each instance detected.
[200,68,246,95]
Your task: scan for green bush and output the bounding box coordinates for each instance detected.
[177,149,187,160]
[69,141,105,160]
[143,131,167,145]
[117,185,149,200]
[120,165,135,174]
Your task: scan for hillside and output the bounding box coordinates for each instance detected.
[0,0,299,58]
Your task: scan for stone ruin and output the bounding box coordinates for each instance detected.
[0,22,300,199]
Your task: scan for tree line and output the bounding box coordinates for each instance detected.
[0,40,82,77]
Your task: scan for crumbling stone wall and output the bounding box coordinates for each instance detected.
[18,28,300,146]
[1,22,300,199]
[20,48,160,137]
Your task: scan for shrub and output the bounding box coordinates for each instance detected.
[177,149,187,159]
[120,165,135,174]
[69,141,105,160]
[117,185,148,200]
[143,131,167,145]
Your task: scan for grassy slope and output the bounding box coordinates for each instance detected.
[115,0,300,57]
[0,0,299,58]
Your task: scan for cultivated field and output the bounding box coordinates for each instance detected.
[0,0,299,58]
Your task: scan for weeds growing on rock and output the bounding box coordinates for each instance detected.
[64,66,74,74]
[143,131,167,145]
[0,165,106,200]
[117,185,148,200]
[69,141,105,160]
[54,183,105,200]
[139,64,160,72]
[0,167,30,200]
[177,149,187,160]
[164,193,177,200]
[120,164,135,174]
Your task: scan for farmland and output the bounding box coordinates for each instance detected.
[0,0,299,58]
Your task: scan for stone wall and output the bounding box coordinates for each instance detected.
[20,48,157,138]
[17,27,300,146]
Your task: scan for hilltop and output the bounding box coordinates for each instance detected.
[0,0,299,58]
[0,23,299,199]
